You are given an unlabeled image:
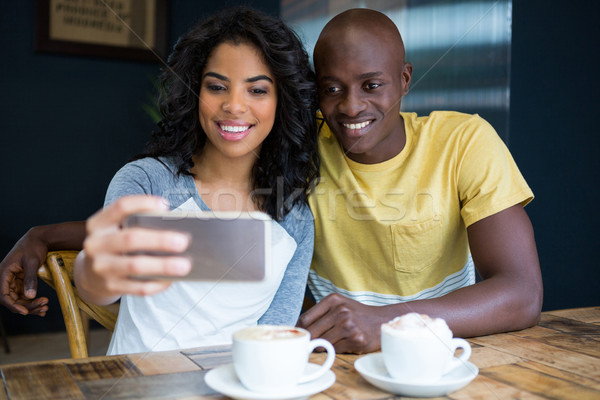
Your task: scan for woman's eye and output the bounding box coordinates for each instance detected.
[206,84,226,92]
[250,88,268,95]
[325,87,340,94]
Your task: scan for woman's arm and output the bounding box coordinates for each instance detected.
[0,221,86,315]
[259,206,314,325]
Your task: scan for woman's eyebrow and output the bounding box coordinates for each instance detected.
[202,72,273,84]
[203,72,228,81]
[246,75,273,83]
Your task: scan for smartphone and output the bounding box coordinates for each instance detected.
[123,211,271,281]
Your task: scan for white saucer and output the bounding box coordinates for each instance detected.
[354,353,478,397]
[204,363,336,400]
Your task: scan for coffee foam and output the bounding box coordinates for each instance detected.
[382,313,452,338]
[234,325,306,341]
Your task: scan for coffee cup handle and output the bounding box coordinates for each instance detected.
[298,338,336,384]
[443,338,472,374]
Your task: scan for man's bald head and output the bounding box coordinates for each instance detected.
[314,8,406,69]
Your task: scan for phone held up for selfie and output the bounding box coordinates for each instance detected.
[123,211,271,282]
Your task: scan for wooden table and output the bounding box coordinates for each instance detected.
[1,307,599,399]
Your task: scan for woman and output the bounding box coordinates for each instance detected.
[5,6,319,355]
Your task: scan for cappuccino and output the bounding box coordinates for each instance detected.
[232,325,335,393]
[233,325,305,341]
[382,313,452,339]
[381,313,471,382]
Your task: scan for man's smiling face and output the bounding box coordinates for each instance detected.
[314,10,412,164]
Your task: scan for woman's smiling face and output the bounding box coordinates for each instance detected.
[199,41,277,161]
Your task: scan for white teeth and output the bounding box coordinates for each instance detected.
[220,125,250,133]
[343,120,371,130]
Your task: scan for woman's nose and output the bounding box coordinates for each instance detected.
[222,88,247,114]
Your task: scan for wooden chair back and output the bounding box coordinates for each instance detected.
[38,250,118,358]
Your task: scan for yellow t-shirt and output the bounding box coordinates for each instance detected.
[308,111,533,304]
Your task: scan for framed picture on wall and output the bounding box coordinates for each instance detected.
[36,0,167,62]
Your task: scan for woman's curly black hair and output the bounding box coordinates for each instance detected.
[138,6,319,221]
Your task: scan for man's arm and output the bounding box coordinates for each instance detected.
[0,221,86,315]
[297,204,543,353]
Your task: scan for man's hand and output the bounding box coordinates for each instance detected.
[0,229,50,316]
[297,293,394,354]
[0,221,87,316]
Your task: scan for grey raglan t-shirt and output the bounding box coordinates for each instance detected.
[103,157,313,354]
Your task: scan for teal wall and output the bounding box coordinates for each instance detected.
[509,1,599,311]
[1,0,598,336]
[0,0,279,335]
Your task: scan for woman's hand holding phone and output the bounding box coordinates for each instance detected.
[73,195,192,305]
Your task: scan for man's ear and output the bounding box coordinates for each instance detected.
[402,62,413,95]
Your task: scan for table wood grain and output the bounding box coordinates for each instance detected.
[1,307,599,399]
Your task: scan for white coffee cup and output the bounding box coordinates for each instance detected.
[232,325,335,393]
[381,313,472,383]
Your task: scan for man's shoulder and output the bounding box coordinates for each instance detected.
[405,111,493,143]
[404,110,484,128]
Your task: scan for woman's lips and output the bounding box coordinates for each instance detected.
[217,122,253,141]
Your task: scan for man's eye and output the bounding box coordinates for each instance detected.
[366,83,381,90]
[325,87,340,94]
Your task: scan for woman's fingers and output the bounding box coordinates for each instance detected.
[91,253,191,280]
[85,227,190,257]
[85,253,191,298]
[77,195,194,302]
[87,195,168,232]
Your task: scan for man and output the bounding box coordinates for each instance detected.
[1,9,542,354]
[296,9,541,353]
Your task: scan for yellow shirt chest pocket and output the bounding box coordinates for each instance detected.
[390,217,443,273]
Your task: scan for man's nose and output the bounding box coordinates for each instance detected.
[222,88,247,114]
[338,89,367,116]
